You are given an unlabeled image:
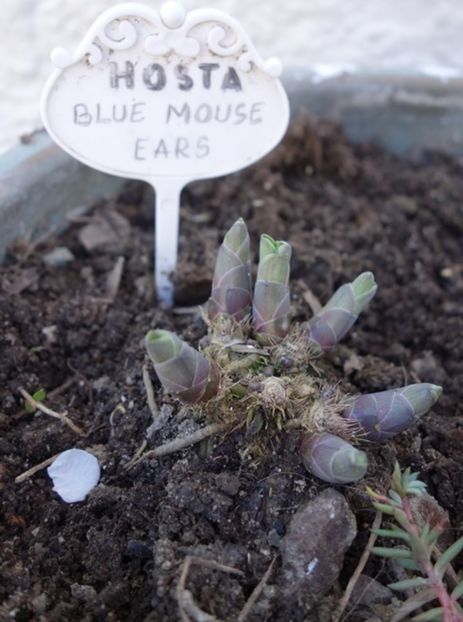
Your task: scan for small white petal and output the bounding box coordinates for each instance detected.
[47,449,100,503]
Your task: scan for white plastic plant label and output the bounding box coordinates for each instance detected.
[41,1,290,306]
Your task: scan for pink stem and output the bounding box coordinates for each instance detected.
[401,497,461,622]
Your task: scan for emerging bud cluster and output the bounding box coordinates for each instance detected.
[143,219,442,486]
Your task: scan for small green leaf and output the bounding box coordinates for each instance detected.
[25,388,47,413]
[409,534,428,558]
[424,527,442,547]
[372,502,395,515]
[230,385,247,398]
[388,578,428,592]
[388,490,403,505]
[371,547,412,559]
[412,606,443,621]
[373,528,410,542]
[434,536,463,573]
[407,482,427,496]
[451,581,463,601]
[250,356,268,372]
[392,462,403,491]
[365,485,381,499]
[396,558,420,571]
[394,509,409,528]
[34,388,46,400]
[421,524,430,540]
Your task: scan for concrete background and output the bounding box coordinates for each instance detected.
[1,0,463,154]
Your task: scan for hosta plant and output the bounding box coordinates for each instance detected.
[369,463,463,622]
[143,219,442,484]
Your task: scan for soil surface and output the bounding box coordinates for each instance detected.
[1,115,463,622]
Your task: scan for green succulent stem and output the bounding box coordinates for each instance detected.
[369,464,463,622]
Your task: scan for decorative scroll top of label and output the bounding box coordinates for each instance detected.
[50,1,282,77]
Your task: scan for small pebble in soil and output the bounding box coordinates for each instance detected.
[349,574,393,607]
[280,488,357,608]
[78,210,130,253]
[126,539,152,560]
[43,246,75,268]
[215,472,241,496]
[70,583,97,603]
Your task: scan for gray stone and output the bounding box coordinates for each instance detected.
[43,246,75,267]
[70,583,97,602]
[31,593,48,614]
[93,375,111,392]
[126,539,152,560]
[280,488,357,606]
[350,574,393,607]
[215,472,241,497]
[145,404,173,439]
[78,210,130,253]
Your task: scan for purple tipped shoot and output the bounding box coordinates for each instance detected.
[208,218,252,322]
[253,234,292,341]
[301,432,368,484]
[344,383,442,442]
[145,329,219,404]
[307,272,377,353]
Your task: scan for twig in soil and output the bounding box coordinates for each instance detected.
[142,363,159,418]
[109,403,126,429]
[66,362,94,409]
[237,557,276,622]
[124,441,148,471]
[15,453,61,484]
[143,423,229,459]
[66,213,94,224]
[106,256,125,301]
[123,363,160,471]
[19,388,85,437]
[172,306,203,316]
[334,510,382,622]
[14,376,79,419]
[298,280,322,315]
[125,422,229,469]
[176,555,244,622]
[180,591,220,622]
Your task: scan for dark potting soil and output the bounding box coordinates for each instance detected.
[1,114,463,622]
